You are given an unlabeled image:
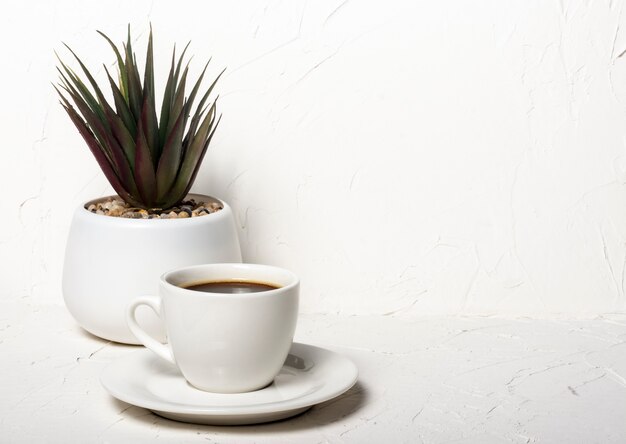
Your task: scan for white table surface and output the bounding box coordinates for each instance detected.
[2,300,626,443]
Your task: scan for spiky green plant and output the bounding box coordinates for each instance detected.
[55,26,223,210]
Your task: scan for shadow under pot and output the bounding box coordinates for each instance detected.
[62,193,242,344]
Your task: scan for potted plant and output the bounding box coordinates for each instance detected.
[56,27,241,344]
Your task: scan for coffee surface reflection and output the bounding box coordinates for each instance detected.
[184,281,280,294]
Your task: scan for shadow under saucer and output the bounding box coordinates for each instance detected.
[110,380,368,433]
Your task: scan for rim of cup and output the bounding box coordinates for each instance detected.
[161,263,300,298]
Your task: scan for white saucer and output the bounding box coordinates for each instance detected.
[100,343,358,425]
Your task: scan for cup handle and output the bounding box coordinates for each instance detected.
[126,296,175,365]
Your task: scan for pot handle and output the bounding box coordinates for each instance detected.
[126,296,175,365]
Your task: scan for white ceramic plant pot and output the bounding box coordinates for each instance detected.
[62,193,242,344]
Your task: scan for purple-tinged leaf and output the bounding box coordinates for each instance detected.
[155,105,186,198]
[142,26,159,162]
[178,115,222,201]
[173,41,191,84]
[97,30,128,102]
[124,26,143,121]
[56,57,106,124]
[184,60,210,119]
[60,83,138,196]
[168,65,188,136]
[184,69,224,150]
[56,82,114,162]
[158,47,177,149]
[103,65,136,137]
[61,102,143,206]
[61,43,117,132]
[134,97,158,206]
[102,96,137,169]
[163,102,218,205]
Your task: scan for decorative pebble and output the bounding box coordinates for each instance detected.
[85,198,220,219]
[121,212,143,219]
[108,207,124,217]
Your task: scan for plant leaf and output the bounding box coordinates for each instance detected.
[97,30,128,102]
[58,45,139,184]
[103,65,137,137]
[163,102,219,205]
[108,115,137,172]
[142,26,159,163]
[100,81,137,168]
[56,81,113,162]
[173,41,191,84]
[124,26,143,121]
[163,42,191,139]
[60,101,143,206]
[56,56,106,124]
[193,68,225,116]
[158,46,177,150]
[168,65,188,136]
[61,44,118,132]
[155,104,186,199]
[176,114,222,204]
[103,130,139,199]
[183,69,224,151]
[183,60,210,120]
[56,64,139,189]
[59,83,138,195]
[134,97,158,206]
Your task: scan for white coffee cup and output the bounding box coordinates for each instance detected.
[126,263,299,393]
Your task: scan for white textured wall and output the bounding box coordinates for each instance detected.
[3,0,626,316]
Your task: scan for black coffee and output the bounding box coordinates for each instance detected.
[184,281,280,294]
